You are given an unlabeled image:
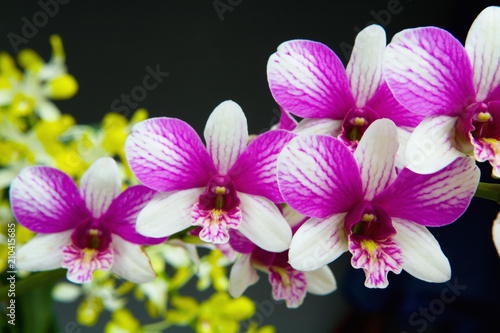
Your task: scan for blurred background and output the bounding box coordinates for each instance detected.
[1,0,500,332]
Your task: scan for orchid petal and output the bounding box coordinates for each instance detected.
[278,135,363,218]
[62,244,113,284]
[405,115,465,174]
[294,118,343,137]
[228,254,259,298]
[125,118,215,191]
[289,214,348,271]
[267,39,355,119]
[277,108,298,131]
[384,27,475,116]
[204,100,248,175]
[79,157,121,218]
[465,6,500,101]
[269,266,307,308]
[111,235,157,284]
[136,188,204,238]
[346,25,386,107]
[304,265,337,295]
[493,212,500,257]
[10,166,86,233]
[229,130,295,203]
[375,157,479,227]
[393,218,451,283]
[354,119,399,200]
[237,193,292,252]
[17,230,71,271]
[105,185,167,245]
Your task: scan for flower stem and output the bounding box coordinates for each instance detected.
[474,182,500,204]
[0,269,66,302]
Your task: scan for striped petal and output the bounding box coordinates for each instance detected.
[267,39,355,119]
[204,100,248,175]
[136,188,204,238]
[269,265,307,308]
[17,230,72,271]
[125,117,215,192]
[278,135,363,218]
[111,235,157,284]
[393,218,451,283]
[374,157,479,227]
[405,115,465,174]
[229,130,295,203]
[62,244,113,284]
[10,166,86,233]
[79,157,121,218]
[353,119,399,200]
[346,24,386,107]
[465,6,500,102]
[384,27,475,117]
[237,193,292,253]
[288,214,348,271]
[104,185,167,245]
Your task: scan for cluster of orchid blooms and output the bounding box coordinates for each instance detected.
[4,4,500,329]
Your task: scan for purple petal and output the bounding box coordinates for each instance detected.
[346,25,386,107]
[384,27,475,117]
[62,244,113,284]
[277,135,363,218]
[10,166,87,233]
[229,130,296,203]
[267,39,355,119]
[277,108,298,131]
[353,119,399,200]
[104,185,167,245]
[79,157,121,218]
[465,6,500,102]
[374,157,480,227]
[288,214,348,271]
[125,117,216,192]
[269,266,307,308]
[204,100,248,175]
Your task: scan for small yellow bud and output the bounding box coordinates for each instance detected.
[47,74,78,99]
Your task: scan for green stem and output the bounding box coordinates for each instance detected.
[474,182,500,204]
[0,269,66,302]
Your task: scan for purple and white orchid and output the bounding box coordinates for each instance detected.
[228,206,336,308]
[277,119,479,288]
[267,25,421,151]
[10,157,165,284]
[125,100,294,252]
[384,6,500,176]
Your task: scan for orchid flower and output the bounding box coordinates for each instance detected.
[277,119,479,288]
[267,25,420,151]
[125,100,294,252]
[228,206,336,308]
[10,157,166,284]
[383,6,500,176]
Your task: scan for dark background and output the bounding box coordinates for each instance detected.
[1,0,500,332]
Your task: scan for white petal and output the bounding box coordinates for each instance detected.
[36,99,61,121]
[17,230,71,271]
[111,235,157,284]
[238,193,292,252]
[79,157,122,218]
[493,211,500,257]
[204,100,248,175]
[136,188,204,238]
[465,6,500,101]
[294,118,343,137]
[354,119,399,200]
[393,218,451,283]
[405,115,465,174]
[346,25,386,106]
[304,265,337,295]
[395,127,411,170]
[289,214,348,271]
[228,254,259,298]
